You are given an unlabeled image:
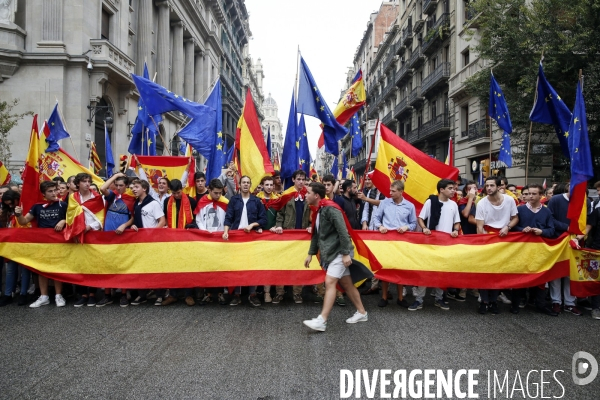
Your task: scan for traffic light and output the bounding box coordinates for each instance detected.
[119,155,128,173]
[480,159,490,178]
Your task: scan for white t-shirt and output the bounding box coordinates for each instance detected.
[419,198,461,233]
[139,200,165,228]
[238,197,249,229]
[475,194,518,229]
[196,203,227,232]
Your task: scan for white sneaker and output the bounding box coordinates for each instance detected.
[55,294,66,307]
[30,296,50,308]
[498,292,512,304]
[303,315,327,331]
[264,293,272,303]
[402,287,407,297]
[478,295,481,303]
[346,311,368,324]
[27,283,36,295]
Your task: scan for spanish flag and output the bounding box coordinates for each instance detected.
[64,191,106,241]
[331,70,366,126]
[235,88,274,191]
[166,194,194,229]
[183,143,197,198]
[263,186,306,212]
[0,160,10,185]
[372,123,459,212]
[133,155,191,191]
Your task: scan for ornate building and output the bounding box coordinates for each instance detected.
[261,93,283,158]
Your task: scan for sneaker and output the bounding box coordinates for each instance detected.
[469,289,480,298]
[264,293,272,303]
[30,296,49,308]
[248,294,261,307]
[498,292,512,304]
[396,298,410,308]
[272,294,284,304]
[377,298,388,307]
[478,303,488,314]
[336,295,346,306]
[130,296,147,306]
[313,295,323,303]
[564,305,583,316]
[346,311,368,324]
[96,296,113,307]
[458,289,467,299]
[154,297,163,306]
[537,305,558,317]
[218,293,227,305]
[146,290,157,299]
[17,294,29,306]
[185,296,195,306]
[592,309,600,320]
[434,299,450,310]
[120,295,129,307]
[488,302,500,314]
[55,294,66,307]
[162,296,177,306]
[303,315,327,332]
[552,303,561,314]
[360,287,380,295]
[0,296,13,307]
[408,301,423,311]
[229,295,241,306]
[447,292,466,302]
[74,297,87,308]
[87,296,97,307]
[199,294,212,305]
[27,283,36,295]
[477,295,481,303]
[293,294,303,304]
[519,299,527,309]
[578,299,593,311]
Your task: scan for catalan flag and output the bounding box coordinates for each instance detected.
[234,88,274,191]
[89,141,102,174]
[0,160,11,185]
[566,80,593,235]
[372,123,459,212]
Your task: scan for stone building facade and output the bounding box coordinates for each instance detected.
[261,93,283,158]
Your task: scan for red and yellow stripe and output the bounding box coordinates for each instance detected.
[0,160,10,185]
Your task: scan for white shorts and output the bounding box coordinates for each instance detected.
[325,254,351,279]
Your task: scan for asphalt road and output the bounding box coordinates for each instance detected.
[1,288,599,400]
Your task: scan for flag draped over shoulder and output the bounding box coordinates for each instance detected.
[46,103,70,153]
[297,57,348,155]
[297,114,311,175]
[234,88,274,191]
[129,63,162,155]
[263,186,307,212]
[566,80,593,235]
[489,73,513,167]
[131,73,216,158]
[0,161,11,185]
[134,155,191,190]
[350,114,363,158]
[372,123,459,212]
[64,191,106,241]
[529,62,572,158]
[331,70,366,126]
[204,79,226,182]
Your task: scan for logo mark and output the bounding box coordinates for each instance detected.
[572,351,598,385]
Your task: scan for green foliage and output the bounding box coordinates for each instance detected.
[0,99,33,163]
[465,0,600,181]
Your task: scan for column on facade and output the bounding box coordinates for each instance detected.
[42,0,63,41]
[194,50,204,102]
[184,39,195,100]
[136,0,153,75]
[171,22,184,95]
[202,54,212,101]
[156,1,170,88]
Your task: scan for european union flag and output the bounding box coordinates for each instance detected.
[281,90,298,187]
[266,125,272,159]
[179,140,187,155]
[46,103,70,153]
[350,114,362,157]
[297,57,348,155]
[104,124,115,178]
[330,155,339,179]
[297,114,311,175]
[341,152,348,179]
[131,73,216,159]
[225,139,234,164]
[568,80,593,191]
[205,79,225,182]
[489,73,513,167]
[129,63,162,155]
[529,62,572,158]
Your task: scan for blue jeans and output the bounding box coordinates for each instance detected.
[4,260,31,296]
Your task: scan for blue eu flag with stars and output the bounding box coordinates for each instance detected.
[46,103,70,153]
[204,79,225,182]
[567,80,594,191]
[489,73,513,167]
[129,63,162,155]
[281,90,299,188]
[350,114,362,158]
[297,114,311,175]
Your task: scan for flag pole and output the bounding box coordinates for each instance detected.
[488,70,493,178]
[54,98,80,161]
[295,46,300,103]
[149,115,171,155]
[525,52,543,183]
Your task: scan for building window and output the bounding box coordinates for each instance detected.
[462,49,470,67]
[431,99,437,119]
[101,9,111,40]
[461,104,469,137]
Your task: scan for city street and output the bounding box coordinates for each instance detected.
[1,289,598,399]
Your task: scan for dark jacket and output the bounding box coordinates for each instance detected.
[224,194,267,230]
[334,194,361,230]
[276,198,311,229]
[308,206,354,266]
[547,194,570,238]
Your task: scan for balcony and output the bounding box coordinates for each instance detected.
[408,86,424,107]
[419,113,450,140]
[383,46,397,72]
[395,62,412,86]
[464,6,481,28]
[422,13,450,56]
[382,78,395,100]
[402,26,413,47]
[393,97,411,119]
[89,39,135,83]
[421,62,451,96]
[448,59,487,100]
[423,0,439,15]
[467,119,490,143]
[382,111,393,126]
[413,14,425,33]
[408,47,425,69]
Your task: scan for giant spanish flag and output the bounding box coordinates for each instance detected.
[133,155,192,191]
[331,70,367,126]
[235,88,274,190]
[21,116,104,215]
[0,160,10,185]
[372,123,459,212]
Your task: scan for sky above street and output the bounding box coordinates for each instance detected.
[245,0,385,159]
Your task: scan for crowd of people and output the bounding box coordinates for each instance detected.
[1,160,599,331]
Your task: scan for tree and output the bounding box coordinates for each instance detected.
[0,99,33,163]
[465,0,600,181]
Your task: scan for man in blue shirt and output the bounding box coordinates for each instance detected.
[372,180,417,308]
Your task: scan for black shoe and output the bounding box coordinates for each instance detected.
[488,302,500,314]
[396,299,410,308]
[510,306,520,314]
[361,287,380,295]
[96,296,113,307]
[17,294,29,306]
[478,303,488,314]
[130,296,147,306]
[119,295,129,307]
[537,306,559,317]
[378,298,388,307]
[74,297,87,307]
[0,296,13,307]
[578,299,593,311]
[87,296,97,307]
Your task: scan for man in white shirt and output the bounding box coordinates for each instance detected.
[475,176,519,314]
[415,179,461,311]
